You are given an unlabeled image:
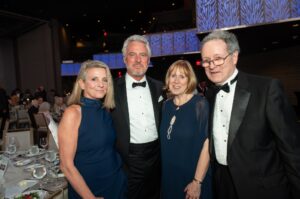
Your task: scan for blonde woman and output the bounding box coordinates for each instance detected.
[58,60,127,199]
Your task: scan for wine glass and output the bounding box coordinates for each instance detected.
[33,165,48,190]
[45,150,56,162]
[39,137,48,150]
[6,136,17,155]
[33,165,47,179]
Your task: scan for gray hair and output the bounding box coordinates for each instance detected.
[122,35,151,57]
[201,30,240,54]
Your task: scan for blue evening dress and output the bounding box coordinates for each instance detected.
[160,94,212,199]
[68,97,127,199]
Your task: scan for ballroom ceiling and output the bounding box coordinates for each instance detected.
[0,0,188,40]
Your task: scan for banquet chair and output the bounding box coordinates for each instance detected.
[2,120,34,151]
[16,109,30,128]
[33,113,58,150]
[33,113,48,132]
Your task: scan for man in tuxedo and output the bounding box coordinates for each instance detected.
[201,30,300,199]
[111,34,163,199]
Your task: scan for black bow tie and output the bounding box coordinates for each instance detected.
[213,75,238,93]
[132,81,146,88]
[217,83,230,93]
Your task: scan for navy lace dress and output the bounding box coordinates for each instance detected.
[160,94,212,199]
[68,97,127,199]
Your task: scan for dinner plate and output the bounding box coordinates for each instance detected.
[17,180,39,190]
[5,180,39,198]
[14,159,33,167]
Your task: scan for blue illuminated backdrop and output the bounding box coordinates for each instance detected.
[62,0,300,75]
[196,0,300,32]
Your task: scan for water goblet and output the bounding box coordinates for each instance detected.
[39,137,48,150]
[32,165,47,179]
[6,136,17,155]
[29,145,40,156]
[45,150,56,162]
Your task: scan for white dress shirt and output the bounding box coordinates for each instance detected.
[213,69,238,165]
[126,74,158,143]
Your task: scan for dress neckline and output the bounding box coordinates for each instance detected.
[172,94,195,110]
[81,97,102,108]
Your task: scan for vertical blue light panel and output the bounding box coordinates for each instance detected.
[196,0,218,32]
[218,0,240,28]
[173,31,186,54]
[108,54,116,69]
[93,53,125,69]
[291,0,300,17]
[150,34,162,57]
[61,63,81,76]
[240,0,264,25]
[185,29,199,52]
[116,53,126,69]
[94,54,109,66]
[265,0,290,22]
[93,54,102,62]
[161,33,173,55]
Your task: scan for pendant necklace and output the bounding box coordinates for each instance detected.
[167,106,180,140]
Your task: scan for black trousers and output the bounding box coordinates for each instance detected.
[214,162,239,199]
[128,139,161,199]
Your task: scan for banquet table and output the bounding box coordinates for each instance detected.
[1,149,67,199]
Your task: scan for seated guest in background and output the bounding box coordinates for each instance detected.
[27,99,39,128]
[39,102,52,120]
[58,60,127,199]
[53,96,67,116]
[38,98,58,148]
[9,92,20,107]
[201,30,300,199]
[34,86,47,102]
[160,60,212,199]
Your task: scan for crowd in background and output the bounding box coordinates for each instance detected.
[0,85,67,142]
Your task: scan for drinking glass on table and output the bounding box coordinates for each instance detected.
[32,165,47,179]
[45,150,56,162]
[6,136,17,155]
[29,145,40,156]
[39,137,48,150]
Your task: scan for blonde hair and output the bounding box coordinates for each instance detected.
[67,60,115,109]
[164,60,197,98]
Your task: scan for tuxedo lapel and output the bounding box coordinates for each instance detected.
[228,73,251,149]
[116,76,130,128]
[206,88,217,157]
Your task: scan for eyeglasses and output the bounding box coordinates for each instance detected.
[201,53,232,68]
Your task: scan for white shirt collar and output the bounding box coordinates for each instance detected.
[221,68,238,86]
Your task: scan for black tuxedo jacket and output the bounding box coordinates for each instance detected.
[111,75,163,167]
[207,71,300,199]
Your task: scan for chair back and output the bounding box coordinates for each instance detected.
[17,109,30,128]
[2,121,34,151]
[33,113,48,132]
